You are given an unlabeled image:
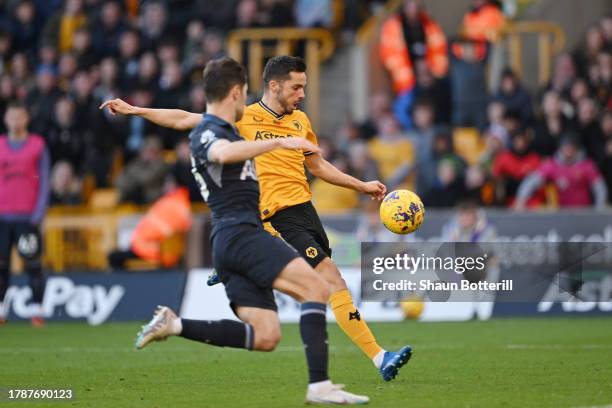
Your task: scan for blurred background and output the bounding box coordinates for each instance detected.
[0,0,611,323]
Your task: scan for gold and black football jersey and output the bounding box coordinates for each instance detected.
[236,100,318,219]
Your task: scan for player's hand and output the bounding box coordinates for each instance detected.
[362,180,386,200]
[278,137,321,154]
[99,98,136,115]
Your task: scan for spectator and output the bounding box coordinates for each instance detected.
[492,129,543,207]
[70,70,97,131]
[139,1,169,51]
[485,100,507,143]
[115,136,169,205]
[71,27,98,70]
[574,24,606,78]
[117,29,141,89]
[108,174,192,269]
[367,114,415,188]
[49,160,82,205]
[441,200,496,242]
[591,52,611,108]
[596,110,612,204]
[414,59,451,125]
[135,51,159,91]
[8,0,40,58]
[544,52,577,97]
[516,134,608,209]
[357,91,392,140]
[532,90,574,157]
[195,0,238,32]
[42,0,88,53]
[418,129,465,197]
[26,65,62,135]
[57,52,78,92]
[461,0,506,43]
[407,98,438,173]
[423,157,466,208]
[379,0,448,129]
[0,30,12,75]
[450,39,488,129]
[493,68,533,125]
[122,87,157,161]
[0,102,50,326]
[92,0,127,58]
[576,97,603,160]
[46,96,87,172]
[183,19,206,70]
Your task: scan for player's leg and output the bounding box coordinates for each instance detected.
[316,256,412,381]
[15,222,45,326]
[0,220,12,324]
[271,256,369,404]
[271,203,411,381]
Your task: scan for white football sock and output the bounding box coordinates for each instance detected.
[372,349,386,368]
[171,317,183,335]
[308,380,332,392]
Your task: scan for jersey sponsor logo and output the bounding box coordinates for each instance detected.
[305,246,318,258]
[348,310,361,321]
[240,159,258,181]
[254,131,295,140]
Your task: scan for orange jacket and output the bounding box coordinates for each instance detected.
[462,3,506,42]
[131,187,192,266]
[379,13,448,94]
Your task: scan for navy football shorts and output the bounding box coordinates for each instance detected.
[212,223,300,314]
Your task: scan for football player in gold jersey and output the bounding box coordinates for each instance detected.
[100,56,412,381]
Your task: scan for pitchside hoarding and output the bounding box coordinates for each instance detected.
[4,272,186,325]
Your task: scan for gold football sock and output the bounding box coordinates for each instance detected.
[329,289,383,360]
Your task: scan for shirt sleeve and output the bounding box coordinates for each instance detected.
[191,126,225,166]
[303,115,318,156]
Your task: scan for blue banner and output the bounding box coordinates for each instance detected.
[4,272,187,325]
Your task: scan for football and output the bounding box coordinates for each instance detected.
[379,190,425,234]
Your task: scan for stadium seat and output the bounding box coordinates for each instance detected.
[453,128,485,166]
[89,189,120,212]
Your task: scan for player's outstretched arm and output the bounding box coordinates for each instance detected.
[305,153,386,200]
[210,137,321,165]
[99,98,202,131]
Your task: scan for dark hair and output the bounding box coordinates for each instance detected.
[6,100,28,112]
[202,57,247,103]
[263,56,306,87]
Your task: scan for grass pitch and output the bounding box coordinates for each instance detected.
[1,317,611,408]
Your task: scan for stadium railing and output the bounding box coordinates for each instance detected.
[226,28,335,131]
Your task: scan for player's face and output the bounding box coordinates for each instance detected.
[275,72,306,114]
[4,108,29,134]
[234,83,248,122]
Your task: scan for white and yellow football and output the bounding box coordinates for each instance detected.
[379,189,425,234]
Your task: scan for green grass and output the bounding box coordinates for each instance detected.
[1,318,611,408]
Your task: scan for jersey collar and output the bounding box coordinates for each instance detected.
[258,100,285,120]
[203,113,239,133]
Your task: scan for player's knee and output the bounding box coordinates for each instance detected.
[303,273,330,303]
[253,327,281,351]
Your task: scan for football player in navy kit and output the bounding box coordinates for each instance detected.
[131,58,369,405]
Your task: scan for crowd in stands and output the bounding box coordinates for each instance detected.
[0,0,383,207]
[1,0,611,213]
[315,0,611,213]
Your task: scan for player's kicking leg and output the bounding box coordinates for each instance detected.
[317,257,412,382]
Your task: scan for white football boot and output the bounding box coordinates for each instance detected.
[135,306,179,349]
[306,381,369,405]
